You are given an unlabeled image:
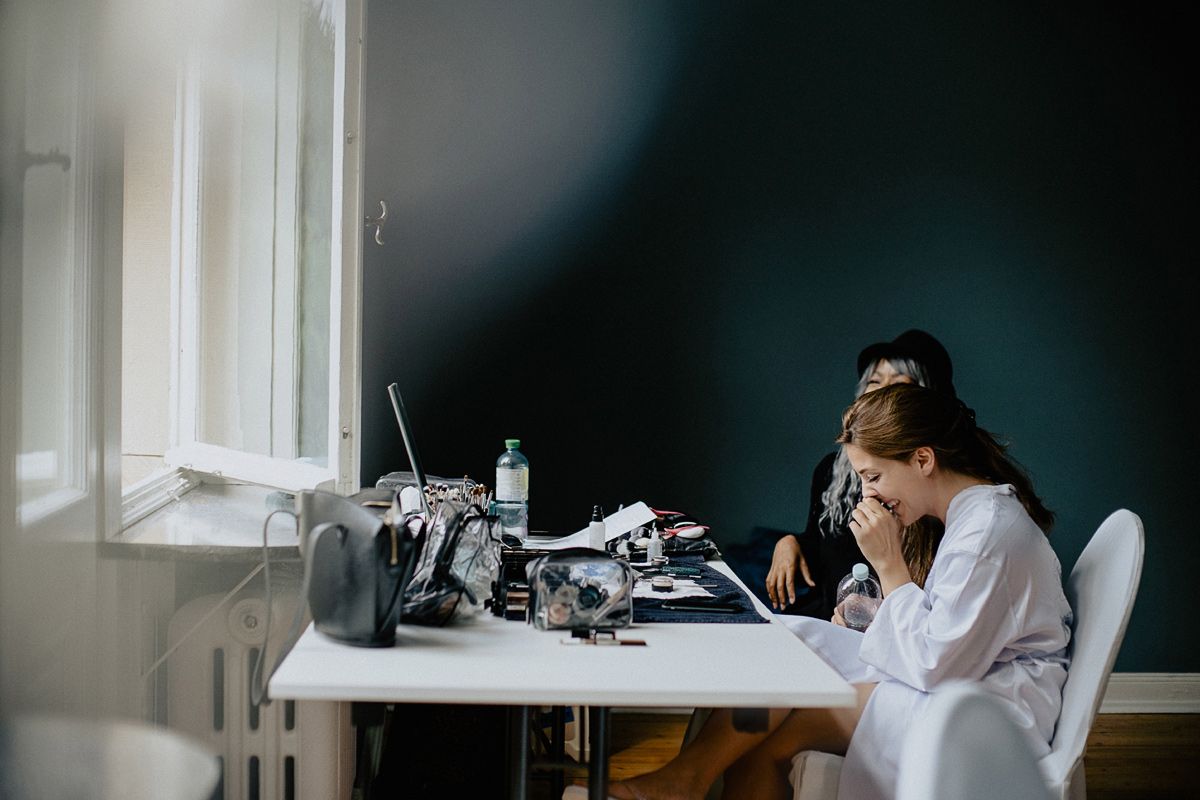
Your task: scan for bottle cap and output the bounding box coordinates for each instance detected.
[505,439,521,449]
[852,563,869,581]
[591,505,603,521]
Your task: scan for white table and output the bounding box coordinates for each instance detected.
[270,563,854,799]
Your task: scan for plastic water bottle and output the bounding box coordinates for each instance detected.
[495,439,529,541]
[836,563,882,632]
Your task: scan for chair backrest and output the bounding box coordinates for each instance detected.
[1039,509,1144,797]
[897,682,1053,800]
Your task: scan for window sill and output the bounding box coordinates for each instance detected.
[106,481,301,562]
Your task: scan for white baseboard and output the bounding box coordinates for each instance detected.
[616,673,1200,716]
[1099,673,1200,713]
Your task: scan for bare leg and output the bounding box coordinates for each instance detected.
[720,683,876,800]
[607,685,874,800]
[605,707,793,800]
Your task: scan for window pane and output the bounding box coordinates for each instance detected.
[121,69,175,490]
[18,1,86,514]
[296,3,335,466]
[194,5,278,456]
[190,0,334,466]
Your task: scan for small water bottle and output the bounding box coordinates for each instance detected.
[495,439,529,541]
[836,563,883,632]
[588,505,606,551]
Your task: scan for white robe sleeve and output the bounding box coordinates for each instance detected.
[858,549,1019,692]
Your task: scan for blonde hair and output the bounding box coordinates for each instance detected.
[818,357,934,536]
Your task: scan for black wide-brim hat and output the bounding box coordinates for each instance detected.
[857,329,956,397]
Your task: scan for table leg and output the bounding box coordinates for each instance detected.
[587,706,610,800]
[551,706,566,798]
[351,702,387,800]
[508,705,531,800]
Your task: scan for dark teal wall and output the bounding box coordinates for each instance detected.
[361,2,1194,671]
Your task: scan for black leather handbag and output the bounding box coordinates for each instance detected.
[251,489,425,707]
[304,490,422,647]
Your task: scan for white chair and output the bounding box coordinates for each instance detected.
[1039,508,1143,799]
[0,715,220,800]
[791,508,1145,800]
[896,682,1053,800]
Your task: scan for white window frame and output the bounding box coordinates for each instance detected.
[115,0,364,533]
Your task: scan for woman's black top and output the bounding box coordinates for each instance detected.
[786,451,868,620]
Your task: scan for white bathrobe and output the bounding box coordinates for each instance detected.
[784,484,1071,800]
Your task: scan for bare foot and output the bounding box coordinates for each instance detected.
[604,782,642,800]
[606,766,707,800]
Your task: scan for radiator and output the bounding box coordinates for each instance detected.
[167,592,352,799]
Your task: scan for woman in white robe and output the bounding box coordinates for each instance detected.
[602,384,1071,800]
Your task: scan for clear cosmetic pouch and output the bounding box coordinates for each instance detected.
[403,499,502,626]
[527,548,633,631]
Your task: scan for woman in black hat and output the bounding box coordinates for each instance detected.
[764,329,957,620]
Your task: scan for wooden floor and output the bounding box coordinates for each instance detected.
[534,712,1199,799]
[1084,714,1199,798]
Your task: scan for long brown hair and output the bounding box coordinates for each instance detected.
[837,384,1054,581]
[901,518,944,589]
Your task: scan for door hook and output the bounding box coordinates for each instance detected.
[365,199,387,246]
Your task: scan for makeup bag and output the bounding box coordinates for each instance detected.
[527,548,633,631]
[402,499,503,626]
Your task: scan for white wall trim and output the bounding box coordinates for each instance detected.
[1099,673,1200,714]
[616,673,1200,716]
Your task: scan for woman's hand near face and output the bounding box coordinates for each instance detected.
[848,498,913,595]
[766,534,815,610]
